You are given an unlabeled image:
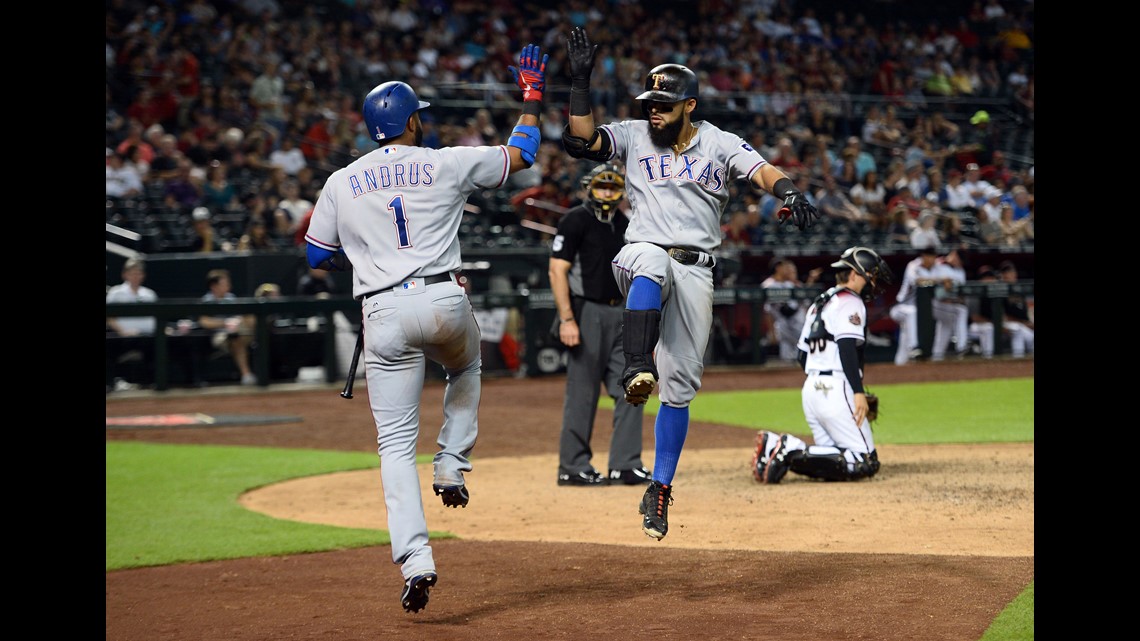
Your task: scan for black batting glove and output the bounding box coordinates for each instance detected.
[777,191,819,231]
[773,178,820,231]
[566,26,597,88]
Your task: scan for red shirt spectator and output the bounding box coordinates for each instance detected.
[126,86,178,130]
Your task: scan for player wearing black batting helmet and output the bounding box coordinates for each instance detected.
[635,64,699,116]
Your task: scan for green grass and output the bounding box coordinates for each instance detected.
[106,442,439,570]
[979,581,1034,641]
[108,376,1033,640]
[600,377,1034,443]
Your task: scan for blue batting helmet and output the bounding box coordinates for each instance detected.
[362,81,430,142]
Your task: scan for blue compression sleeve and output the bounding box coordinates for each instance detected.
[627,276,662,311]
[507,124,541,164]
[652,404,689,485]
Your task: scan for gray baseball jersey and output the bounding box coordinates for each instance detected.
[598,119,769,251]
[306,141,510,579]
[600,118,770,406]
[306,144,511,298]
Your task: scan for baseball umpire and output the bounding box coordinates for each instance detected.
[753,247,892,484]
[304,44,548,613]
[550,162,652,487]
[562,27,819,540]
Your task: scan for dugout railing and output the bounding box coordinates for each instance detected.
[107,281,1032,391]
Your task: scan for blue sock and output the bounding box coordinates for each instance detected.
[627,276,661,311]
[652,404,688,485]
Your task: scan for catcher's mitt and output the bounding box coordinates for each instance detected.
[865,393,879,422]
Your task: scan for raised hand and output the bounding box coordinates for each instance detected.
[566,26,598,84]
[508,43,548,103]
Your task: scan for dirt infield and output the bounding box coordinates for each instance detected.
[106,359,1034,641]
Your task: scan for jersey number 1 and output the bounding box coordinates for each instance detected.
[389,195,412,248]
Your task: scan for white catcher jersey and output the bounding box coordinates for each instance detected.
[598,119,769,252]
[305,143,511,298]
[797,288,867,372]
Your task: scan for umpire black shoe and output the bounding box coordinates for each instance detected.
[433,484,469,508]
[557,469,609,486]
[608,466,653,485]
[401,572,437,613]
[638,481,673,540]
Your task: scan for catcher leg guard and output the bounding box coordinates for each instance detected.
[789,446,877,481]
[622,309,660,406]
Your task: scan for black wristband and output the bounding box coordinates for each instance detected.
[569,88,592,116]
[522,101,542,117]
[772,177,796,199]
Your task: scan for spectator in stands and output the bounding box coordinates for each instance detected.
[814,173,865,222]
[236,218,276,252]
[148,133,184,184]
[850,170,888,230]
[106,149,144,201]
[909,210,943,251]
[834,136,877,182]
[189,206,221,252]
[249,58,287,134]
[1008,184,1032,221]
[273,178,314,239]
[197,268,257,385]
[162,157,204,210]
[941,168,977,214]
[975,198,1003,246]
[106,257,159,391]
[201,160,238,210]
[960,161,992,208]
[268,130,308,177]
[998,200,1033,248]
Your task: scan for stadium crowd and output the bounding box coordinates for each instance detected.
[106,0,1033,259]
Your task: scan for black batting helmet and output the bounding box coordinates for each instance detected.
[831,246,893,302]
[635,64,699,103]
[580,163,625,223]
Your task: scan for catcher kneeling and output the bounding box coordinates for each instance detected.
[752,247,892,484]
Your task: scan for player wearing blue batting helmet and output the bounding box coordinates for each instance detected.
[363,81,431,142]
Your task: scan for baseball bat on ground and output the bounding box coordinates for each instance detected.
[340,325,364,399]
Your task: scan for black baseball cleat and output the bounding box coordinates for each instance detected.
[401,572,437,613]
[433,484,469,508]
[759,432,792,484]
[623,371,657,406]
[638,481,673,540]
[608,466,653,485]
[558,469,609,486]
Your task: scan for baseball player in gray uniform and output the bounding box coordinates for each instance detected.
[304,44,548,613]
[562,27,819,540]
[753,247,893,483]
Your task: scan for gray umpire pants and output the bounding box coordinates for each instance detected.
[558,300,646,474]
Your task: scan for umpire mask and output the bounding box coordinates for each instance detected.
[581,163,625,223]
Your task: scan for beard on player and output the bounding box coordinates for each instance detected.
[649,113,684,149]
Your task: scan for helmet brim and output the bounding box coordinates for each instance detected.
[636,90,684,103]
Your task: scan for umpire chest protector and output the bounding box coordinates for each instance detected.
[552,204,628,303]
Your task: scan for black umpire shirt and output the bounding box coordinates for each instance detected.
[551,203,628,304]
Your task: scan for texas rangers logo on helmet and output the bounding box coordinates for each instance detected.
[650,73,667,90]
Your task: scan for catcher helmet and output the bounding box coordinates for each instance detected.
[635,64,699,104]
[831,246,893,302]
[363,81,430,142]
[580,163,625,223]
